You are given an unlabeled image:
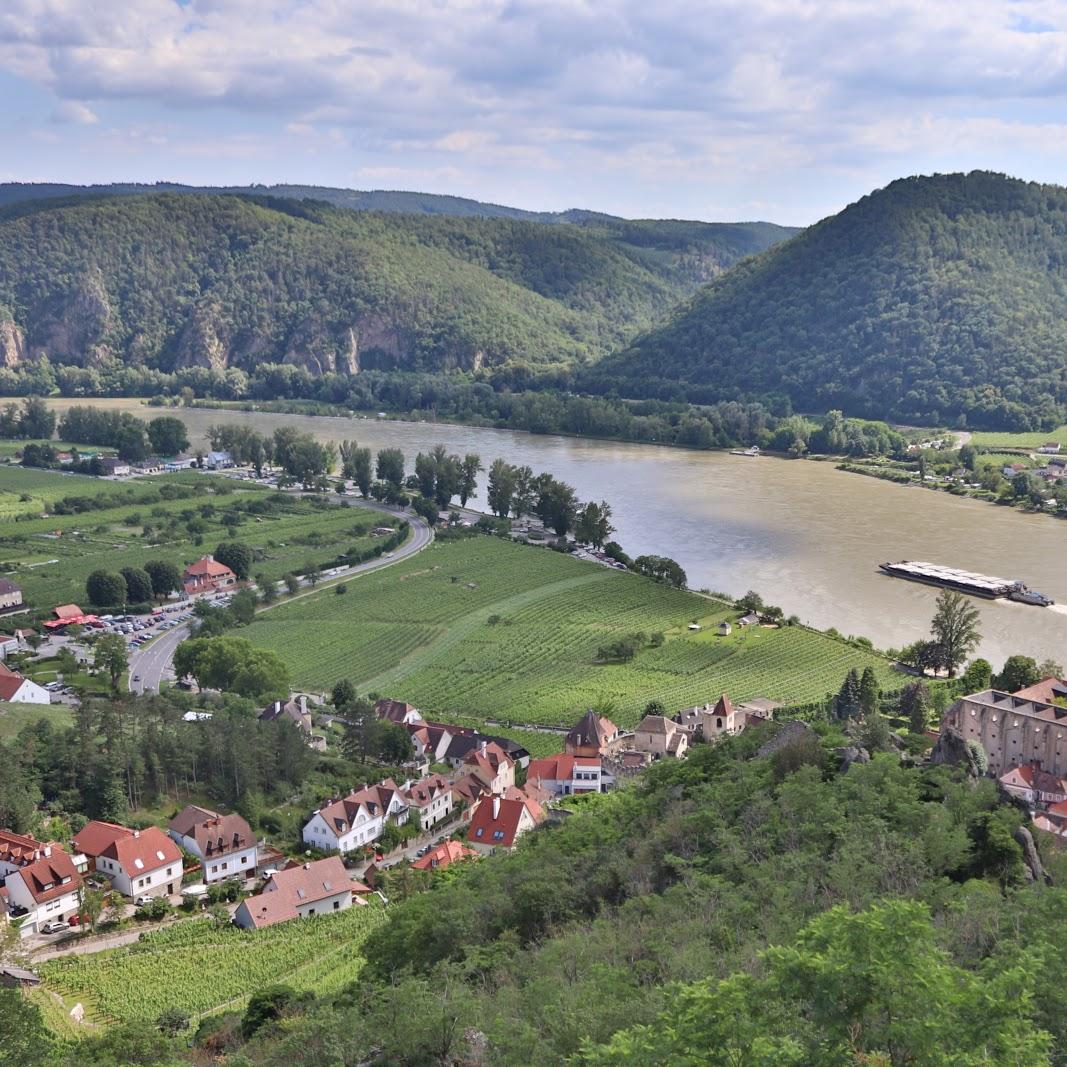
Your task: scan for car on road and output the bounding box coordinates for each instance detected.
[132,674,141,682]
[415,845,430,857]
[40,920,69,934]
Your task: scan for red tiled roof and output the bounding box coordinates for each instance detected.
[72,820,131,858]
[402,774,452,808]
[0,829,45,869]
[412,840,477,871]
[183,557,236,579]
[527,754,600,785]
[240,857,352,928]
[13,847,82,904]
[375,698,420,723]
[468,794,544,849]
[713,693,735,717]
[0,671,29,701]
[53,604,84,620]
[169,805,252,858]
[101,826,182,875]
[315,780,404,833]
[463,742,513,784]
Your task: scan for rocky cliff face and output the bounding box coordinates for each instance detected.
[0,318,25,366]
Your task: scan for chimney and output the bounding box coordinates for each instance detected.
[300,695,307,715]
[133,830,140,838]
[43,846,51,858]
[480,740,487,755]
[492,796,500,820]
[303,862,311,870]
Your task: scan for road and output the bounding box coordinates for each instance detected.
[129,500,434,694]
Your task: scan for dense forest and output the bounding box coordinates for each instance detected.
[19,720,1067,1065]
[0,192,790,383]
[594,171,1067,430]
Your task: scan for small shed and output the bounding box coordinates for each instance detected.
[717,621,733,636]
[0,966,41,988]
[737,613,760,628]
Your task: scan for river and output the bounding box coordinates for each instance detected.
[34,397,1067,669]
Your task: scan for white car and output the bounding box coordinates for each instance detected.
[41,920,69,934]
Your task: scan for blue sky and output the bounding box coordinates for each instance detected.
[3,0,1067,225]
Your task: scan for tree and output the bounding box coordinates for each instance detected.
[155,1007,190,1036]
[228,588,258,625]
[214,541,254,580]
[929,589,981,675]
[835,668,862,719]
[257,571,278,604]
[242,985,304,1039]
[86,570,127,608]
[19,396,56,440]
[0,986,55,1067]
[958,657,993,693]
[535,476,579,536]
[995,654,1041,693]
[340,441,373,496]
[858,666,879,717]
[341,698,378,762]
[486,458,516,518]
[458,453,482,506]
[146,416,189,456]
[93,634,128,692]
[376,448,405,487]
[119,567,153,605]
[143,560,181,600]
[174,636,290,701]
[1038,658,1065,679]
[632,555,687,588]
[376,721,414,764]
[80,885,109,934]
[115,421,150,463]
[900,681,931,734]
[412,495,439,526]
[331,679,356,709]
[283,573,300,595]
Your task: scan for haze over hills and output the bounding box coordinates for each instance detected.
[591,171,1067,430]
[0,192,794,379]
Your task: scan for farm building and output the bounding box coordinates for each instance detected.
[182,556,238,596]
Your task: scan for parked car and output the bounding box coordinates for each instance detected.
[134,894,155,906]
[40,920,69,934]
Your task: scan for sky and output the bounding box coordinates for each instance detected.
[4,0,1067,225]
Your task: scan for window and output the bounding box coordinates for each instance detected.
[493,830,504,840]
[222,862,228,870]
[475,828,484,838]
[333,901,340,910]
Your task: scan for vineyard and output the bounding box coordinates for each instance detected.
[0,468,383,607]
[39,901,386,1025]
[244,536,901,728]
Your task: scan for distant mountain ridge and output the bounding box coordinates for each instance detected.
[591,171,1067,430]
[0,191,794,381]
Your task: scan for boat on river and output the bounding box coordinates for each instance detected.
[730,446,761,457]
[879,560,1054,606]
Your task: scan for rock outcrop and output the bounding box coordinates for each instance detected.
[0,318,25,366]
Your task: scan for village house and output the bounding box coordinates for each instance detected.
[1038,442,1062,454]
[463,741,516,794]
[0,634,19,660]
[0,661,49,704]
[449,772,489,819]
[73,821,183,899]
[375,698,424,725]
[234,856,365,930]
[0,578,23,613]
[302,780,408,854]
[633,714,689,759]
[168,805,257,883]
[1012,677,1067,704]
[527,753,614,796]
[0,840,82,935]
[182,556,238,596]
[401,774,454,830]
[565,709,621,757]
[467,793,545,853]
[998,763,1067,808]
[205,450,234,470]
[99,456,131,477]
[259,695,314,733]
[411,840,477,872]
[737,612,761,628]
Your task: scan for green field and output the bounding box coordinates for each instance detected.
[40,901,385,1026]
[971,426,1067,450]
[244,536,900,728]
[0,699,72,740]
[0,469,384,610]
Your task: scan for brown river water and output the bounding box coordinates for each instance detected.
[34,397,1067,670]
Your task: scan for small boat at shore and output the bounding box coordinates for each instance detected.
[730,446,761,457]
[879,560,1054,606]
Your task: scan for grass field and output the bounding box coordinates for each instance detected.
[971,426,1067,450]
[0,469,383,610]
[244,536,900,728]
[40,901,386,1027]
[0,699,72,740]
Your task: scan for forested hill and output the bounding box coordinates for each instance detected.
[0,193,790,379]
[592,171,1067,430]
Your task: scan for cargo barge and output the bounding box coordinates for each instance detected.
[879,561,1054,606]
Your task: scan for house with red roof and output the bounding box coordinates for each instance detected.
[0,830,49,880]
[233,857,358,930]
[182,556,237,596]
[998,763,1067,808]
[302,780,409,854]
[0,662,49,705]
[168,805,257,883]
[463,741,515,794]
[412,840,477,872]
[375,698,424,726]
[565,710,621,757]
[467,793,545,853]
[73,821,183,899]
[401,774,453,830]
[2,844,82,934]
[527,753,613,796]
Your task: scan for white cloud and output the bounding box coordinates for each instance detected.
[4,1,1067,218]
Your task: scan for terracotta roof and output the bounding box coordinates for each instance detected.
[101,826,182,875]
[314,780,404,834]
[12,847,82,904]
[637,714,673,735]
[463,742,513,785]
[240,857,352,928]
[450,772,488,807]
[999,763,1067,797]
[527,754,600,785]
[53,604,84,620]
[712,693,735,717]
[565,710,618,751]
[468,794,544,849]
[1013,677,1067,703]
[0,829,45,868]
[402,774,452,808]
[375,698,421,723]
[168,805,252,858]
[72,820,130,858]
[183,557,235,579]
[412,840,477,871]
[0,671,30,701]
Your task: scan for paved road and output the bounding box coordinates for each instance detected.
[129,501,433,694]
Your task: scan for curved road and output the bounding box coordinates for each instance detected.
[129,501,434,694]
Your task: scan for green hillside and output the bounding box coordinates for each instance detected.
[0,193,791,380]
[593,171,1067,430]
